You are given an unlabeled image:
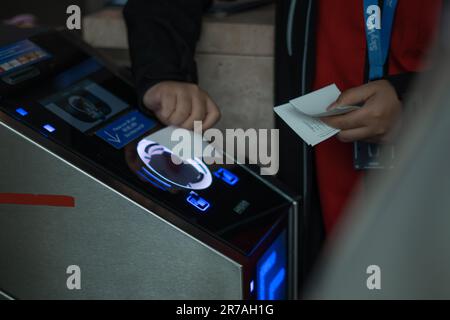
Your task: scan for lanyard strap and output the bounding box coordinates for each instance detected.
[364,0,398,81]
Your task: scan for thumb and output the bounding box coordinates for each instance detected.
[143,85,163,112]
[328,84,375,110]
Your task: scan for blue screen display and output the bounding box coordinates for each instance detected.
[256,230,287,300]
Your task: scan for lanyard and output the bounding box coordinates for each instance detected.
[363,0,398,81]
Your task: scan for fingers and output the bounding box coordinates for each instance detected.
[336,127,373,143]
[328,83,377,110]
[157,93,177,124]
[167,92,192,126]
[143,84,162,112]
[323,84,377,129]
[202,98,221,130]
[180,94,207,130]
[143,81,220,130]
[321,106,371,130]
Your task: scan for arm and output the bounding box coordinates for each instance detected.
[124,0,209,97]
[123,0,220,129]
[384,72,417,101]
[321,2,445,143]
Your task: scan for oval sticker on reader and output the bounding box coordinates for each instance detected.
[96,110,156,149]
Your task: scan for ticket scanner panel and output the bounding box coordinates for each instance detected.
[0,30,298,300]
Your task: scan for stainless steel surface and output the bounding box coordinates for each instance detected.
[0,122,243,299]
[288,202,299,300]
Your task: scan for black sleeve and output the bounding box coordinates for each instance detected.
[123,0,212,105]
[385,4,448,102]
[384,72,417,101]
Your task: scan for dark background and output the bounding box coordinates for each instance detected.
[0,0,106,27]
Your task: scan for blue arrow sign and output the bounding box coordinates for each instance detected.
[96,110,157,149]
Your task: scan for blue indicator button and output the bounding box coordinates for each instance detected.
[43,124,56,133]
[16,108,29,116]
[214,168,239,186]
[187,192,210,212]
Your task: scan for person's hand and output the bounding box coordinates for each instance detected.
[143,81,221,130]
[321,80,402,144]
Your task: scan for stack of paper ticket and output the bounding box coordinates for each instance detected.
[274,84,360,147]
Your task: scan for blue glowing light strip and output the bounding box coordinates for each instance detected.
[268,268,286,300]
[258,251,277,300]
[137,170,167,191]
[15,108,28,116]
[141,167,171,188]
[43,124,56,133]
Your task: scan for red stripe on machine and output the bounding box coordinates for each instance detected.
[0,193,75,207]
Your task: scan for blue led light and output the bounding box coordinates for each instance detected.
[43,124,56,133]
[141,167,172,188]
[258,252,276,300]
[214,168,239,186]
[256,230,287,300]
[250,280,255,294]
[187,192,210,212]
[268,268,286,300]
[15,108,29,116]
[137,170,167,191]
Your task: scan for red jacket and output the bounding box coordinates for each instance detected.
[274,0,443,281]
[313,0,442,232]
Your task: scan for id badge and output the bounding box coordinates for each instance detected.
[354,142,396,170]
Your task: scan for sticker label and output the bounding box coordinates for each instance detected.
[0,40,51,76]
[96,110,157,149]
[40,79,129,133]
